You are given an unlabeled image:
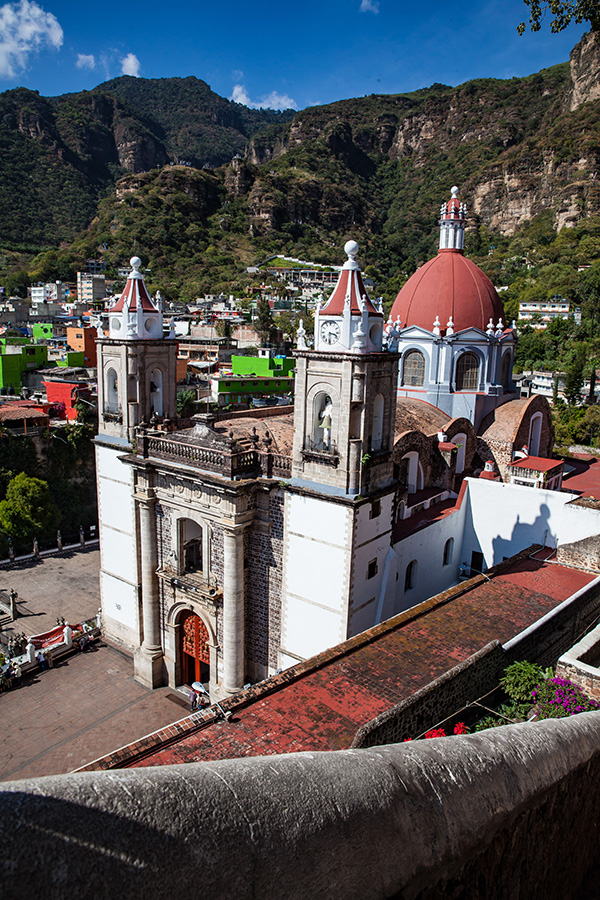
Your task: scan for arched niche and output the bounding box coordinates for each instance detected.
[105,366,119,412]
[400,451,423,494]
[371,393,384,451]
[306,383,340,452]
[452,432,467,474]
[528,412,543,457]
[149,367,164,417]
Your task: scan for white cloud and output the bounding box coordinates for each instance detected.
[76,52,95,70]
[359,0,379,12]
[0,0,63,78]
[230,83,297,111]
[120,52,140,77]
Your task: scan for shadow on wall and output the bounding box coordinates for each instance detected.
[491,503,552,566]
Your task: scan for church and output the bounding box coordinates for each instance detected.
[95,188,555,696]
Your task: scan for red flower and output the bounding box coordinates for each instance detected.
[403,737,412,742]
[453,722,469,735]
[424,728,446,739]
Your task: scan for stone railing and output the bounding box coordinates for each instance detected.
[138,432,291,481]
[2,714,600,899]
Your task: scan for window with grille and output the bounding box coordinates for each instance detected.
[455,353,479,391]
[403,350,425,386]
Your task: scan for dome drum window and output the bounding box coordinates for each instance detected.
[403,350,425,387]
[455,353,480,391]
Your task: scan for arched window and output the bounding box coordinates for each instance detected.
[501,352,511,389]
[179,518,203,574]
[105,367,119,412]
[149,368,163,416]
[528,412,543,457]
[443,538,454,567]
[371,393,384,451]
[403,350,425,386]
[455,352,479,391]
[404,559,417,591]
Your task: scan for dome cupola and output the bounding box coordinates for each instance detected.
[108,257,163,340]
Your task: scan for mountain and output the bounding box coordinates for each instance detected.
[2,33,600,303]
[94,76,294,168]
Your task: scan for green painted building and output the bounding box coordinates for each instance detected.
[0,343,48,391]
[211,354,295,407]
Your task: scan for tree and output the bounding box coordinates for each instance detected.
[177,389,197,418]
[214,318,232,339]
[518,0,600,34]
[565,344,587,404]
[0,473,60,549]
[256,298,275,346]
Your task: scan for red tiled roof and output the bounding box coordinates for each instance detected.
[0,407,47,420]
[510,457,562,472]
[87,548,594,772]
[560,454,600,499]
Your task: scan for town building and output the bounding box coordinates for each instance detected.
[76,272,106,305]
[518,295,570,328]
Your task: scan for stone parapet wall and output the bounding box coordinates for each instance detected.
[4,713,600,900]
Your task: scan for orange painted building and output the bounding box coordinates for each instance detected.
[66,325,97,367]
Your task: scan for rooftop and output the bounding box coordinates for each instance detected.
[80,547,595,772]
[561,454,600,500]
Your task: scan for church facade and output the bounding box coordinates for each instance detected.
[95,190,555,696]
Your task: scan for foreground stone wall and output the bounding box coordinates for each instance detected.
[3,713,600,900]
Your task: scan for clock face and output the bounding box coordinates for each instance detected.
[320,320,340,345]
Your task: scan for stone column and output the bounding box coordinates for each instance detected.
[134,494,163,688]
[222,527,245,694]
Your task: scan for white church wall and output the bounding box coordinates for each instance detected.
[96,443,141,649]
[462,478,600,570]
[380,506,467,622]
[349,493,395,635]
[280,493,353,666]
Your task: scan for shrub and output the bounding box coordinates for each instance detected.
[500,660,551,703]
[530,676,600,719]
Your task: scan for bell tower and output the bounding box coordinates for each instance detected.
[292,240,397,497]
[280,242,400,670]
[95,257,178,677]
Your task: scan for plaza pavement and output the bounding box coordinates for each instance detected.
[0,547,194,782]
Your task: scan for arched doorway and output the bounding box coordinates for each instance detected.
[181,611,210,685]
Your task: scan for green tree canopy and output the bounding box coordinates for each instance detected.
[256,298,276,346]
[0,473,60,547]
[518,0,600,33]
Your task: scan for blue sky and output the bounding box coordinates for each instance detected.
[0,0,589,109]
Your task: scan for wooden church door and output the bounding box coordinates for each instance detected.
[181,612,210,684]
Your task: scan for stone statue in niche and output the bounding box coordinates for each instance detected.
[319,395,333,450]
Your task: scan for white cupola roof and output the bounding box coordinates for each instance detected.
[108,257,163,340]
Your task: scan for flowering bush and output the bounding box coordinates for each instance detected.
[453,722,469,735]
[530,676,600,719]
[424,728,446,739]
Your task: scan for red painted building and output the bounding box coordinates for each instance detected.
[42,380,93,421]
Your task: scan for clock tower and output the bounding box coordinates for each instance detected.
[279,241,400,669]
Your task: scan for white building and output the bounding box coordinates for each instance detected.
[518,295,570,329]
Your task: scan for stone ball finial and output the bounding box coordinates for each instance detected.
[451,186,459,198]
[130,256,142,271]
[344,239,359,259]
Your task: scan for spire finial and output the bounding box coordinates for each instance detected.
[344,239,359,261]
[451,185,459,199]
[130,256,142,277]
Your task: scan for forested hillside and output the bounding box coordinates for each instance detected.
[2,32,600,333]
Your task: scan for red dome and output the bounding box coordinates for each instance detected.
[390,250,505,334]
